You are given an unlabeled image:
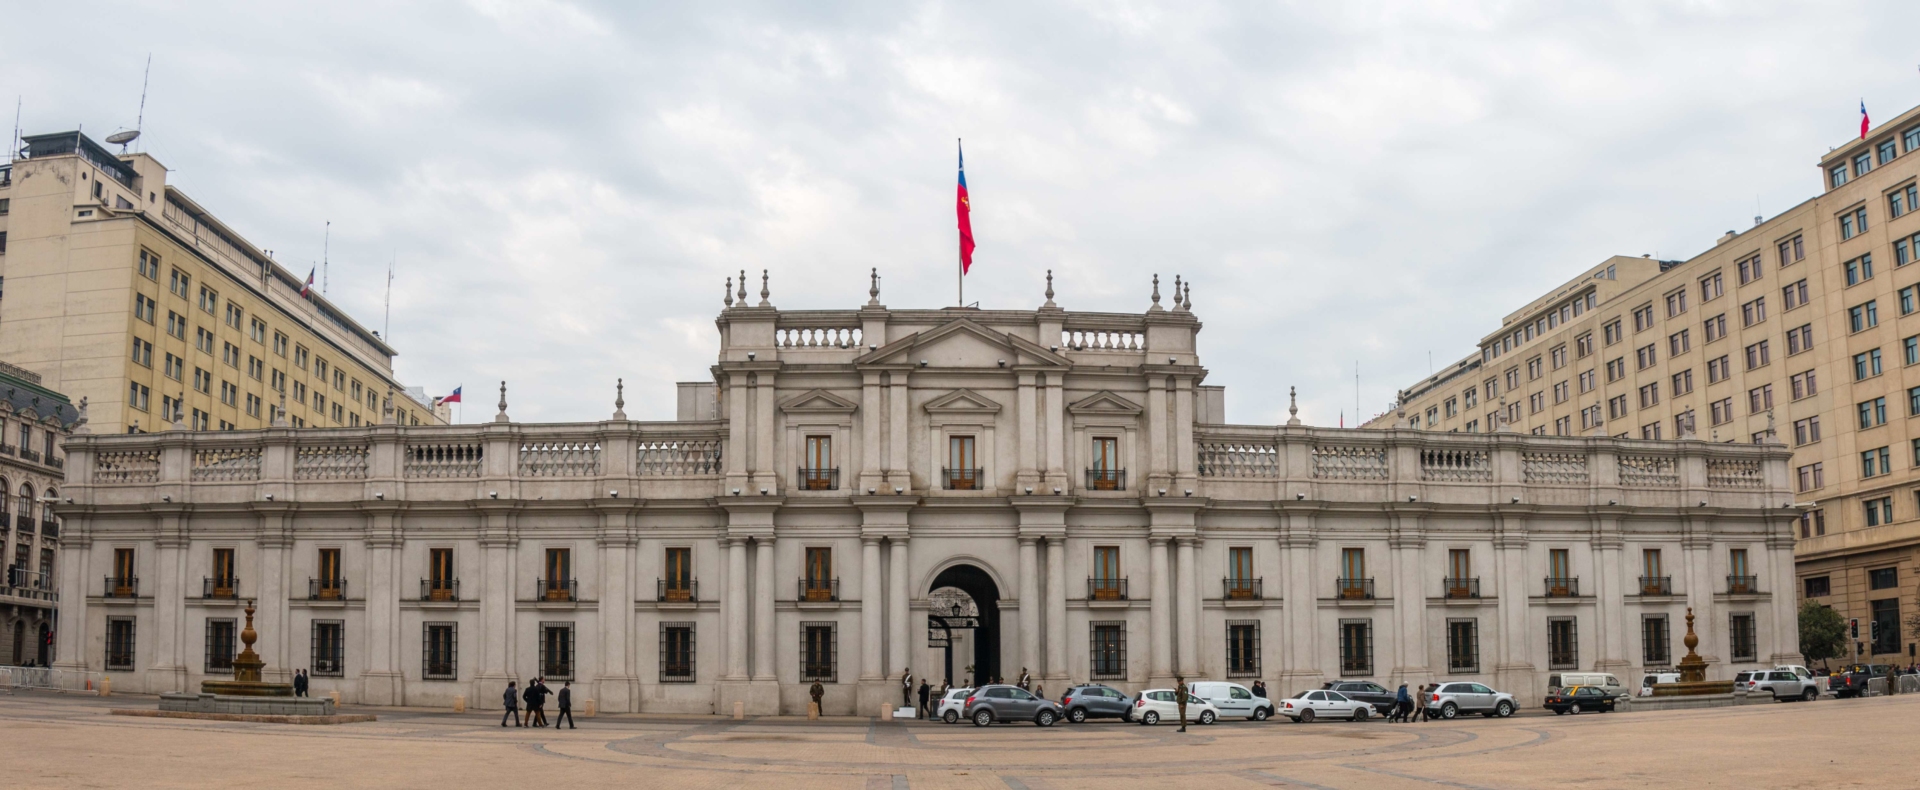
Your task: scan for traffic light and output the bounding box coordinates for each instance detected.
[1851,618,1860,639]
[1871,620,1881,643]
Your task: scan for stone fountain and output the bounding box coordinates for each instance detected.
[124,600,369,722]
[199,600,293,697]
[1647,607,1736,701]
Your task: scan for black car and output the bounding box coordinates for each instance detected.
[1322,681,1397,715]
[1543,686,1616,714]
[1829,664,1891,698]
[1059,684,1134,723]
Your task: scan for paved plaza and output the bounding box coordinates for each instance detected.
[0,690,1907,788]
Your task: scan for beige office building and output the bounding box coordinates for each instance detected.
[1374,103,1920,662]
[0,131,442,434]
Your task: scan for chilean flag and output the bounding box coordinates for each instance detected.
[1862,100,1871,139]
[956,142,975,274]
[300,267,316,298]
[438,386,462,405]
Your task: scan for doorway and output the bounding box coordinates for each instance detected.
[928,564,1001,688]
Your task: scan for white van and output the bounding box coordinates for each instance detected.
[1189,681,1274,720]
[1639,672,1681,696]
[1547,673,1629,699]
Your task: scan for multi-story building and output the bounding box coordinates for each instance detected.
[54,276,1796,713]
[1373,102,1920,662]
[0,359,77,666]
[0,131,442,434]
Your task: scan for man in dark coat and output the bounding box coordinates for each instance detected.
[293,670,308,697]
[503,681,522,727]
[524,679,545,727]
[809,679,825,714]
[556,681,576,729]
[1174,673,1189,732]
[917,679,931,719]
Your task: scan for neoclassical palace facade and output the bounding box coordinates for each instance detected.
[54,277,1801,713]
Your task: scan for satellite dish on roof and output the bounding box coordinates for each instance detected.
[105,130,140,149]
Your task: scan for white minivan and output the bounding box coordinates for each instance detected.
[1547,672,1629,699]
[1189,681,1275,721]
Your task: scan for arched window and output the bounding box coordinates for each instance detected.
[16,484,32,522]
[0,478,10,520]
[44,489,57,527]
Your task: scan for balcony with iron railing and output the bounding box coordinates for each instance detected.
[1087,577,1129,601]
[796,468,840,491]
[1442,577,1480,599]
[105,576,139,598]
[1222,577,1262,600]
[18,448,40,463]
[1336,577,1375,600]
[1544,577,1580,597]
[943,468,984,491]
[3,570,55,603]
[537,578,577,602]
[421,578,460,601]
[15,514,33,534]
[203,577,239,599]
[308,577,346,600]
[1727,575,1759,595]
[1638,576,1673,596]
[45,455,63,470]
[0,444,15,457]
[1085,468,1127,491]
[40,520,58,538]
[658,578,698,603]
[799,577,839,602]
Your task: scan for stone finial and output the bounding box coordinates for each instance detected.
[613,378,628,421]
[1043,269,1056,307]
[1172,275,1185,312]
[1286,386,1301,426]
[1183,281,1192,312]
[172,398,186,431]
[737,270,748,304]
[494,381,510,423]
[274,393,289,427]
[1150,274,1163,312]
[724,276,734,307]
[868,268,881,305]
[759,269,771,307]
[382,389,395,424]
[72,396,90,435]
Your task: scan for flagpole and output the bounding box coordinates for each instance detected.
[958,137,964,308]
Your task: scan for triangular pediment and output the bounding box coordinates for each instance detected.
[855,319,1071,369]
[1067,390,1143,416]
[778,389,858,414]
[923,388,1003,414]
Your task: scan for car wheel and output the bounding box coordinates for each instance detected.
[1300,708,1316,723]
[1068,707,1087,723]
[943,710,958,724]
[1496,701,1513,718]
[1568,705,1580,715]
[1553,708,1566,715]
[1802,688,1817,702]
[972,709,994,727]
[1351,707,1368,722]
[1253,707,1270,721]
[1440,703,1457,720]
[1199,710,1216,725]
[1141,711,1159,725]
[1037,709,1057,727]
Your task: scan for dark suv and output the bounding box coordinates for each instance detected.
[1829,664,1891,698]
[1060,684,1135,723]
[1323,680,1397,716]
[964,684,1064,727]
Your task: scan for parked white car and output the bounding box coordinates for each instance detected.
[1132,689,1218,725]
[1279,689,1372,722]
[937,687,974,723]
[1190,681,1275,721]
[1639,672,1680,696]
[1742,669,1819,701]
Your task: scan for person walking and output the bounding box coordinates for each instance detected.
[1174,673,1189,732]
[503,681,522,727]
[556,681,576,729]
[917,679,932,720]
[1391,683,1411,723]
[293,670,308,698]
[809,679,825,716]
[524,679,544,727]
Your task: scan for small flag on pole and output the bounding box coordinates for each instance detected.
[301,267,316,298]
[1861,100,1871,139]
[956,142,975,274]
[438,386,462,405]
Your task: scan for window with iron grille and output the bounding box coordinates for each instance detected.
[1548,617,1578,669]
[1729,613,1756,663]
[204,618,236,674]
[540,622,575,680]
[423,623,457,680]
[311,620,345,677]
[1642,615,1670,666]
[106,617,136,670]
[1339,619,1372,676]
[1091,622,1127,679]
[801,622,837,682]
[1446,619,1479,673]
[661,622,695,683]
[1226,622,1259,677]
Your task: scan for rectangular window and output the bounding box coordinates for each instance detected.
[1605,358,1625,382]
[138,249,160,279]
[106,617,136,670]
[1632,305,1655,332]
[1671,369,1693,396]
[1796,462,1824,492]
[1608,395,1628,420]
[204,619,237,674]
[540,622,575,680]
[1873,598,1901,655]
[1805,576,1831,597]
[1908,336,1920,366]
[1091,622,1127,679]
[1736,256,1762,285]
[1642,615,1670,666]
[1553,381,1569,403]
[1792,370,1818,400]
[1850,301,1880,332]
[1603,320,1622,345]
[1673,410,1695,437]
[1846,253,1874,284]
[802,435,833,489]
[1669,329,1691,356]
[1870,567,1899,590]
[1704,355,1727,383]
[1802,509,1827,538]
[1446,619,1479,673]
[1339,619,1373,676]
[1640,422,1662,440]
[804,547,833,601]
[545,548,572,600]
[947,435,978,490]
[1854,348,1883,380]
[1862,447,1892,478]
[1638,382,1659,409]
[802,622,837,681]
[1832,165,1849,188]
[311,620,344,677]
[1703,313,1726,342]
[1865,496,1894,526]
[211,547,235,594]
[1665,288,1689,316]
[1527,357,1542,380]
[1793,416,1821,446]
[1575,333,1593,358]
[1741,297,1767,327]
[1858,397,1888,429]
[1550,344,1566,369]
[661,623,695,682]
[663,547,692,601]
[1882,140,1901,165]
[1547,617,1578,670]
[1700,272,1724,302]
[1578,369,1595,393]
[424,623,457,679]
[1092,546,1122,600]
[1744,340,1770,370]
[1748,384,1772,414]
[1783,279,1809,310]
[428,548,456,600]
[1786,324,1814,355]
[1636,344,1657,370]
[1226,622,1260,678]
[169,268,190,298]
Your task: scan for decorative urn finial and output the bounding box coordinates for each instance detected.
[1173,275,1185,312]
[1287,386,1301,426]
[494,381,510,423]
[738,270,748,303]
[613,378,627,420]
[759,269,771,306]
[868,267,881,305]
[724,276,734,307]
[1043,269,1056,307]
[1150,274,1162,312]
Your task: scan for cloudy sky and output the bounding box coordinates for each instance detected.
[10,1,1920,425]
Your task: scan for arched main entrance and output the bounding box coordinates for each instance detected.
[928,564,1000,688]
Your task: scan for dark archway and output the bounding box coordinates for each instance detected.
[929,564,1001,688]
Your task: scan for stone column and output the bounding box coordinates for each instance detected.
[887,376,910,489]
[1016,373,1039,486]
[477,531,516,699]
[1593,518,1629,674]
[1146,378,1170,489]
[725,373,750,489]
[51,526,89,675]
[1176,537,1198,674]
[1388,520,1430,687]
[599,531,638,713]
[148,522,189,693]
[1493,519,1533,701]
[1767,535,1802,664]
[1172,378,1196,485]
[861,537,883,679]
[860,372,883,491]
[1682,518,1715,664]
[888,538,910,678]
[726,537,749,679]
[1018,537,1040,681]
[1149,537,1173,684]
[1044,373,1066,487]
[253,508,291,684]
[754,537,776,681]
[754,369,777,493]
[362,527,403,705]
[1044,537,1067,683]
[1277,512,1321,691]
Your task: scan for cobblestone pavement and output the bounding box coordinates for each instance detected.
[0,690,1906,788]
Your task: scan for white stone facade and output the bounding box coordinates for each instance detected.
[53,280,1801,712]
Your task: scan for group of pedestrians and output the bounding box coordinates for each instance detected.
[1386,683,1440,722]
[502,678,574,728]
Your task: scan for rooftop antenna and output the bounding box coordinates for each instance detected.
[106,55,152,153]
[384,250,394,341]
[8,96,19,164]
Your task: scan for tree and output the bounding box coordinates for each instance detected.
[1799,601,1848,668]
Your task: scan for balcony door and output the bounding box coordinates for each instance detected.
[113,548,135,596]
[1340,548,1366,599]
[1227,547,1253,598]
[1548,549,1571,595]
[1091,437,1119,490]
[948,436,977,489]
[212,548,235,597]
[804,435,832,490]
[318,548,342,599]
[1642,549,1664,594]
[1447,549,1471,597]
[545,548,571,601]
[1093,546,1121,600]
[805,547,833,601]
[429,548,454,601]
[664,547,693,601]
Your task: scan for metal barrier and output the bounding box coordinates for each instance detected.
[1900,675,1920,694]
[1867,677,1889,697]
[0,666,102,693]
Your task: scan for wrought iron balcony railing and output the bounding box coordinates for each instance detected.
[1336,577,1374,600]
[308,577,346,600]
[1085,468,1126,491]
[1544,577,1580,597]
[421,578,460,601]
[658,578,698,603]
[1727,575,1758,594]
[796,467,840,491]
[1443,577,1480,599]
[105,576,139,598]
[537,578,577,602]
[203,577,239,599]
[799,577,839,602]
[1223,577,1262,600]
[1087,577,1129,601]
[943,467,984,491]
[1639,576,1673,596]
